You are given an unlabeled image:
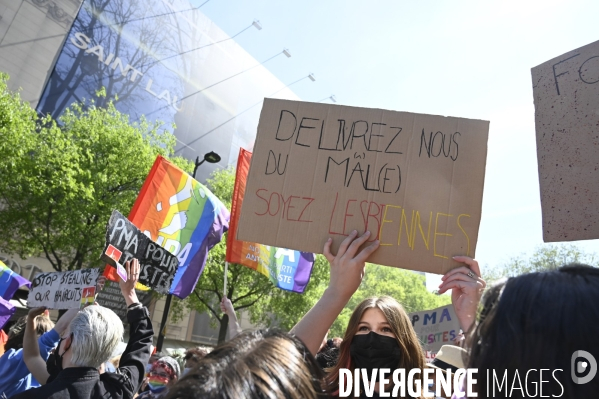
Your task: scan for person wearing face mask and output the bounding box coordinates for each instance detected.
[291,231,486,398]
[327,297,425,397]
[0,308,78,398]
[11,259,153,399]
[137,356,180,399]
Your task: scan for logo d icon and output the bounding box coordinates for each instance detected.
[571,350,597,384]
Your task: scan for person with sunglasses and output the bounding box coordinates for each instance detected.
[138,356,180,399]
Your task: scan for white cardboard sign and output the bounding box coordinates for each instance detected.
[27,269,100,309]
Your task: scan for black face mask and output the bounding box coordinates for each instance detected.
[350,331,402,373]
[46,335,72,376]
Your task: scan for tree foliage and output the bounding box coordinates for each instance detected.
[484,244,599,282]
[0,74,192,271]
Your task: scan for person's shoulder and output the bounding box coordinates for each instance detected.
[0,348,23,363]
[99,370,134,394]
[136,391,152,399]
[7,384,48,399]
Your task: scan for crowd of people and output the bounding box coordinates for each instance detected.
[0,231,598,398]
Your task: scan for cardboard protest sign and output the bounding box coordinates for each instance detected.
[27,269,100,309]
[531,40,599,242]
[237,99,489,274]
[96,280,153,323]
[409,304,460,363]
[101,210,180,295]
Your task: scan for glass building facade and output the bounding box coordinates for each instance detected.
[0,0,300,347]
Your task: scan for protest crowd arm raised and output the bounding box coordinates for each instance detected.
[220,296,242,340]
[22,307,79,385]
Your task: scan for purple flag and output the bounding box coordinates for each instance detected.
[0,261,31,300]
[0,296,16,329]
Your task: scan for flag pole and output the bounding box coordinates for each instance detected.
[156,156,220,352]
[156,293,172,352]
[223,262,228,297]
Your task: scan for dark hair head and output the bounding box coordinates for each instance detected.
[469,264,599,398]
[4,314,54,352]
[184,347,209,362]
[316,346,340,370]
[165,329,328,399]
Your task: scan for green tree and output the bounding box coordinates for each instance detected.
[0,74,192,271]
[486,244,599,282]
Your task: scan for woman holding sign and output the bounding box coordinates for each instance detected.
[291,230,485,398]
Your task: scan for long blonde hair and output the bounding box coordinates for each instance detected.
[326,296,426,398]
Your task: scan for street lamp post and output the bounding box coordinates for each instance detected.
[192,151,221,178]
[155,150,221,352]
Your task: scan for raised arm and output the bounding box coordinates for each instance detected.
[220,296,242,340]
[438,256,486,334]
[291,230,379,355]
[23,307,80,385]
[22,307,50,384]
[111,259,153,396]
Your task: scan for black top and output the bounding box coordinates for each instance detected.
[10,306,153,399]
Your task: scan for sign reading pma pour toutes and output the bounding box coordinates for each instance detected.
[101,210,179,295]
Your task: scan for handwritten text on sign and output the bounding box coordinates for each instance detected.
[532,39,599,242]
[101,210,179,294]
[27,269,100,309]
[409,304,460,362]
[237,99,489,274]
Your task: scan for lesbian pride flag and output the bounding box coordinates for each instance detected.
[104,156,229,298]
[0,261,31,300]
[226,148,314,293]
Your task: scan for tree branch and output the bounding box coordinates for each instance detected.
[44,204,62,271]
[232,288,263,304]
[235,292,267,311]
[194,290,221,322]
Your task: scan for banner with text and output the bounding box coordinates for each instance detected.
[237,99,489,274]
[531,39,599,242]
[409,304,460,363]
[226,148,314,293]
[27,269,100,309]
[102,210,180,295]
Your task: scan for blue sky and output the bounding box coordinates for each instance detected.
[194,0,599,272]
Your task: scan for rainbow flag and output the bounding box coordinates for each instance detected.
[105,156,229,298]
[0,261,31,300]
[226,149,314,293]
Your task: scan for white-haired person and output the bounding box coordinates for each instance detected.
[11,259,153,399]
